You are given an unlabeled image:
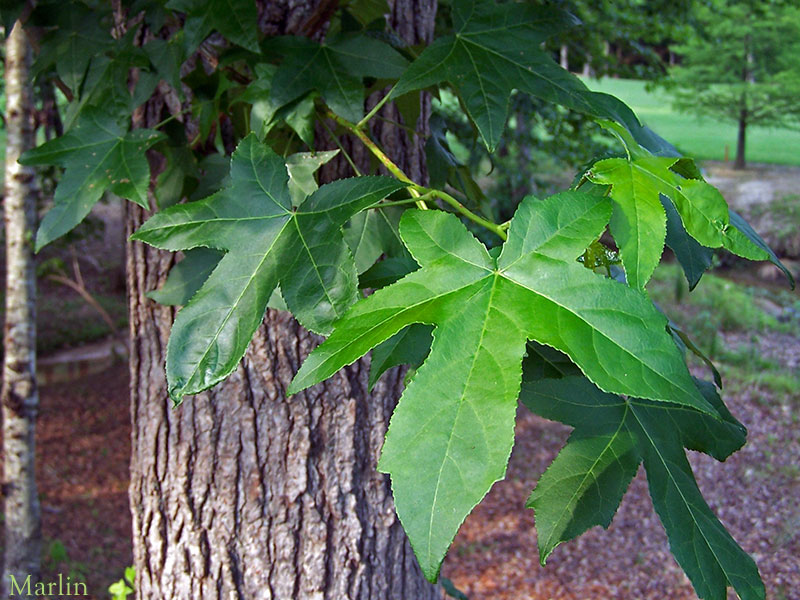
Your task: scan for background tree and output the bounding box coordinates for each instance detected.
[1,13,41,597]
[665,0,800,169]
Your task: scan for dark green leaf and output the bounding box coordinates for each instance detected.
[147,248,223,306]
[20,107,165,250]
[132,134,406,401]
[663,195,712,290]
[368,323,432,390]
[729,209,795,288]
[166,0,259,53]
[268,34,409,122]
[520,371,759,600]
[359,255,418,289]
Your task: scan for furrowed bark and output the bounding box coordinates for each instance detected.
[128,1,443,598]
[2,19,41,597]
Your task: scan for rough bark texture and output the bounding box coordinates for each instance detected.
[1,19,41,597]
[128,1,442,598]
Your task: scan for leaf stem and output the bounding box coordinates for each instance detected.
[319,117,363,176]
[325,109,428,209]
[329,109,507,239]
[378,196,430,208]
[357,86,396,129]
[428,189,507,241]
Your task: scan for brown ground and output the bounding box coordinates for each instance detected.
[35,363,132,599]
[21,341,799,600]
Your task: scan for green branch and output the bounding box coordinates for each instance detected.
[327,110,507,240]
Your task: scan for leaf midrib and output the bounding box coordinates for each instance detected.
[426,274,501,567]
[173,220,291,395]
[629,402,731,593]
[503,265,704,408]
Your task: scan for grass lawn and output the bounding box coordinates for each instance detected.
[585,77,800,166]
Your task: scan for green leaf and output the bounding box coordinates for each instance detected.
[286,150,340,206]
[588,156,675,289]
[623,126,716,289]
[268,34,409,122]
[344,206,411,274]
[20,107,166,251]
[520,371,760,600]
[166,0,259,53]
[146,248,223,306]
[631,404,762,600]
[359,255,418,289]
[729,209,795,288]
[368,323,432,390]
[589,155,769,289]
[32,2,113,95]
[290,192,711,581]
[132,134,406,401]
[663,195,712,290]
[144,37,186,98]
[391,0,655,152]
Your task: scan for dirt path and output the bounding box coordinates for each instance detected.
[9,364,133,599]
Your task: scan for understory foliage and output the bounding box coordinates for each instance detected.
[6,0,795,598]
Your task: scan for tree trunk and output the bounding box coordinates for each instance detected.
[560,44,568,70]
[2,19,41,597]
[734,109,747,170]
[127,2,443,599]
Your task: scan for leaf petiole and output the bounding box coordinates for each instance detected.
[357,86,396,129]
[328,109,508,238]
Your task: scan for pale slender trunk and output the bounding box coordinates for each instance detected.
[560,44,568,70]
[128,1,442,598]
[2,19,41,597]
[734,108,747,170]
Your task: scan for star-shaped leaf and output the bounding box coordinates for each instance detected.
[268,34,409,122]
[20,107,166,251]
[132,134,406,402]
[390,0,647,152]
[521,369,764,600]
[166,0,259,53]
[588,155,768,289]
[289,191,712,581]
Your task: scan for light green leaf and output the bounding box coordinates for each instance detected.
[589,155,769,289]
[132,134,405,401]
[19,108,165,251]
[286,150,340,206]
[588,156,676,289]
[268,34,409,122]
[290,192,710,581]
